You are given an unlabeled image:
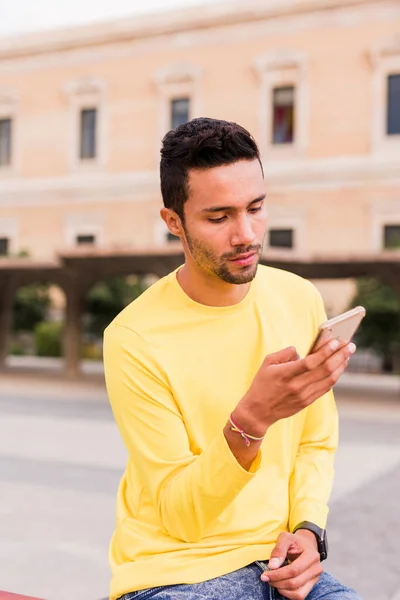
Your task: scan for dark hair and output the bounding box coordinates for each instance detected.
[160,117,263,221]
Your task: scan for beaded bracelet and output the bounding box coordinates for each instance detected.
[229,414,265,447]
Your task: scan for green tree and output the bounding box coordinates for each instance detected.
[13,284,50,332]
[350,277,400,372]
[85,276,148,337]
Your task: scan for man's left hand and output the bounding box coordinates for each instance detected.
[261,530,323,600]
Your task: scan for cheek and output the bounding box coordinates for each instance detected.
[254,213,268,234]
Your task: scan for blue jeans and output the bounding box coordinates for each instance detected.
[118,563,362,599]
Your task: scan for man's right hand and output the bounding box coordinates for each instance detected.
[232,339,355,439]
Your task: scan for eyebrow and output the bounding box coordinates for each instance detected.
[201,194,266,214]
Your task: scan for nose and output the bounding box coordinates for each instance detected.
[230,214,256,247]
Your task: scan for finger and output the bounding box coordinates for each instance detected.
[294,341,355,391]
[268,559,322,587]
[275,576,320,600]
[300,358,350,405]
[266,533,300,572]
[266,549,320,584]
[277,339,349,380]
[305,338,355,371]
[263,346,300,368]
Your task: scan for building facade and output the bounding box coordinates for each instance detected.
[0,0,399,319]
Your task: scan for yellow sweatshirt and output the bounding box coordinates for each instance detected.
[103,265,338,600]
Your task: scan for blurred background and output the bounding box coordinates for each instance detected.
[0,0,399,599]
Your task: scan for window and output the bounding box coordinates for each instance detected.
[76,234,96,245]
[0,118,12,166]
[0,237,9,256]
[387,74,400,136]
[272,87,295,145]
[269,228,294,249]
[384,224,400,249]
[80,108,97,160]
[171,98,190,129]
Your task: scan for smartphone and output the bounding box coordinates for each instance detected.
[308,305,366,354]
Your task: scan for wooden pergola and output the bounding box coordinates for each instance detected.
[1,246,399,377]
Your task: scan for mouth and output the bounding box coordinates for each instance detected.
[230,252,257,267]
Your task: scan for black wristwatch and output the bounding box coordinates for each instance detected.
[293,521,328,561]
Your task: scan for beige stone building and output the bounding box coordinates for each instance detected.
[0,0,400,372]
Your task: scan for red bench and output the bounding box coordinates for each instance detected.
[0,593,44,599]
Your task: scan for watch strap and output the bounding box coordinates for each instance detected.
[293,521,328,561]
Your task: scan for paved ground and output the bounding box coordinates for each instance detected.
[0,370,400,600]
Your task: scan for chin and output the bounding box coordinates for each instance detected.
[220,264,258,285]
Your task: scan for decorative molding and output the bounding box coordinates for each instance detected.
[253,49,307,76]
[0,2,398,74]
[153,63,202,86]
[368,33,400,68]
[0,1,390,60]
[0,155,399,207]
[63,76,107,97]
[0,88,20,107]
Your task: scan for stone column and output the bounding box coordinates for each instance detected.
[63,278,85,378]
[0,275,15,369]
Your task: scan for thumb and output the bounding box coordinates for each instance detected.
[263,346,299,368]
[268,533,292,569]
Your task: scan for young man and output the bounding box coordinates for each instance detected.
[103,118,361,600]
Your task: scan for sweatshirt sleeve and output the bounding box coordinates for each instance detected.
[288,286,339,531]
[103,322,261,543]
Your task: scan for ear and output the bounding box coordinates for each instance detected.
[160,208,184,238]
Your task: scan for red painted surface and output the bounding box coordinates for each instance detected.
[0,593,44,599]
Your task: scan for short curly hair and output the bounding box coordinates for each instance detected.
[160,117,263,221]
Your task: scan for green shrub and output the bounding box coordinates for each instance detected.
[10,342,26,356]
[34,321,63,357]
[13,284,50,332]
[81,342,103,360]
[349,277,400,372]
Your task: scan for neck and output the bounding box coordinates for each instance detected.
[176,263,251,307]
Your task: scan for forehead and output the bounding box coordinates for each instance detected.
[186,159,265,211]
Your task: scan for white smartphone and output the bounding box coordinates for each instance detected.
[308,305,366,354]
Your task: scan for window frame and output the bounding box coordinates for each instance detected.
[64,77,107,171]
[0,89,19,176]
[370,36,400,154]
[371,208,400,253]
[0,236,9,256]
[65,217,104,249]
[170,97,190,130]
[0,218,18,255]
[153,64,202,162]
[387,73,400,137]
[383,224,400,250]
[264,214,305,254]
[79,107,98,161]
[253,50,309,159]
[272,86,296,146]
[75,233,97,246]
[0,117,12,167]
[268,227,295,249]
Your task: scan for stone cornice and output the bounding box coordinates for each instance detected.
[0,0,388,60]
[0,154,399,208]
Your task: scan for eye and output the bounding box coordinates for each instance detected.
[208,216,227,223]
[249,205,262,214]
